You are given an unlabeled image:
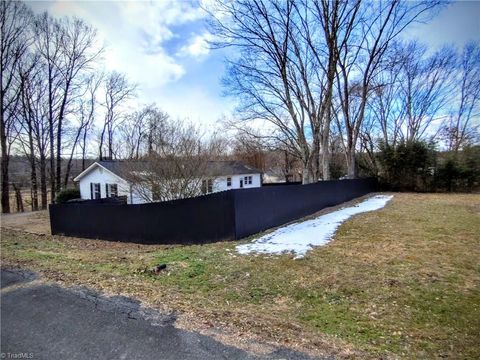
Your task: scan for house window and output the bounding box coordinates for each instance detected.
[227,177,232,187]
[201,179,213,194]
[90,183,100,199]
[106,183,118,197]
[244,176,252,185]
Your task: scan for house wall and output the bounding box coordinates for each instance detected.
[212,173,261,192]
[78,164,262,203]
[78,166,147,204]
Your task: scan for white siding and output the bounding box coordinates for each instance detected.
[78,166,147,204]
[78,164,263,203]
[211,173,262,192]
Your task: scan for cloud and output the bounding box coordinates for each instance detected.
[37,1,191,87]
[117,0,205,52]
[27,0,235,126]
[178,32,213,58]
[403,1,480,50]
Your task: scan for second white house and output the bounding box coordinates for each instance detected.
[73,160,263,204]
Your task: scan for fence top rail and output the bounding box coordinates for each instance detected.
[50,177,376,209]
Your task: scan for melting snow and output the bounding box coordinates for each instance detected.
[236,195,393,258]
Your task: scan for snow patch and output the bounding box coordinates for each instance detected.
[236,195,393,259]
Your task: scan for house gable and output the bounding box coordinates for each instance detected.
[73,162,127,183]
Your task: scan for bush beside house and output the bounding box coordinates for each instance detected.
[55,188,81,204]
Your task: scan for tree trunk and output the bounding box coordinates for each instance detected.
[302,155,315,184]
[30,162,39,211]
[55,129,62,193]
[0,155,10,213]
[49,122,55,199]
[108,126,114,159]
[99,125,106,160]
[321,104,333,181]
[322,148,331,181]
[82,128,88,170]
[39,154,47,209]
[0,127,10,214]
[312,141,321,181]
[320,131,331,181]
[48,64,56,202]
[55,87,70,192]
[346,150,357,179]
[28,125,39,211]
[12,183,24,213]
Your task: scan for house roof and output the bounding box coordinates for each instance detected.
[72,160,133,182]
[205,161,262,176]
[73,159,262,182]
[97,160,147,176]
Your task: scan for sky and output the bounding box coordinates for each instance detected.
[29,0,480,131]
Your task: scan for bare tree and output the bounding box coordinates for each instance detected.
[119,104,169,159]
[17,53,41,210]
[99,71,136,160]
[63,73,102,185]
[55,17,102,191]
[124,119,224,202]
[33,12,62,200]
[367,42,407,147]
[232,132,268,171]
[400,43,455,142]
[208,0,359,183]
[442,41,480,151]
[16,58,51,209]
[362,40,454,169]
[0,0,32,213]
[334,1,441,178]
[78,73,102,170]
[34,12,102,196]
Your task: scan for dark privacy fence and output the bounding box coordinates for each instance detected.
[50,178,377,244]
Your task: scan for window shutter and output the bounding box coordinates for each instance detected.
[90,183,93,199]
[105,184,109,197]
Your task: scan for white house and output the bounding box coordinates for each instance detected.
[73,160,263,204]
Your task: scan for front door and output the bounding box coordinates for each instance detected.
[240,179,243,188]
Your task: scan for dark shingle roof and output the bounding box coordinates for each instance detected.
[79,159,262,180]
[97,160,146,177]
[204,161,262,176]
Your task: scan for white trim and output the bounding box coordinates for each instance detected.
[73,162,127,183]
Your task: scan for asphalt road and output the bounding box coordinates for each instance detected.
[1,269,322,360]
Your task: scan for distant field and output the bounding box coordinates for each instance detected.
[1,193,479,359]
[6,189,53,213]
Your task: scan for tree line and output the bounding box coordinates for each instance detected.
[1,1,161,212]
[2,0,479,213]
[207,0,479,183]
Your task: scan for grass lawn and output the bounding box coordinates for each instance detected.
[1,193,479,359]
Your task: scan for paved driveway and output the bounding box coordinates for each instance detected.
[1,269,321,360]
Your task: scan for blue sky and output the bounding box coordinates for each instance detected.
[29,0,480,130]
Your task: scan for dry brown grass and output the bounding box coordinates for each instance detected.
[1,193,479,359]
[5,190,53,213]
[1,210,50,234]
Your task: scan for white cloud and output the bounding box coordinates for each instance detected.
[403,1,480,50]
[27,0,234,127]
[117,0,205,51]
[178,32,213,57]
[37,1,190,88]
